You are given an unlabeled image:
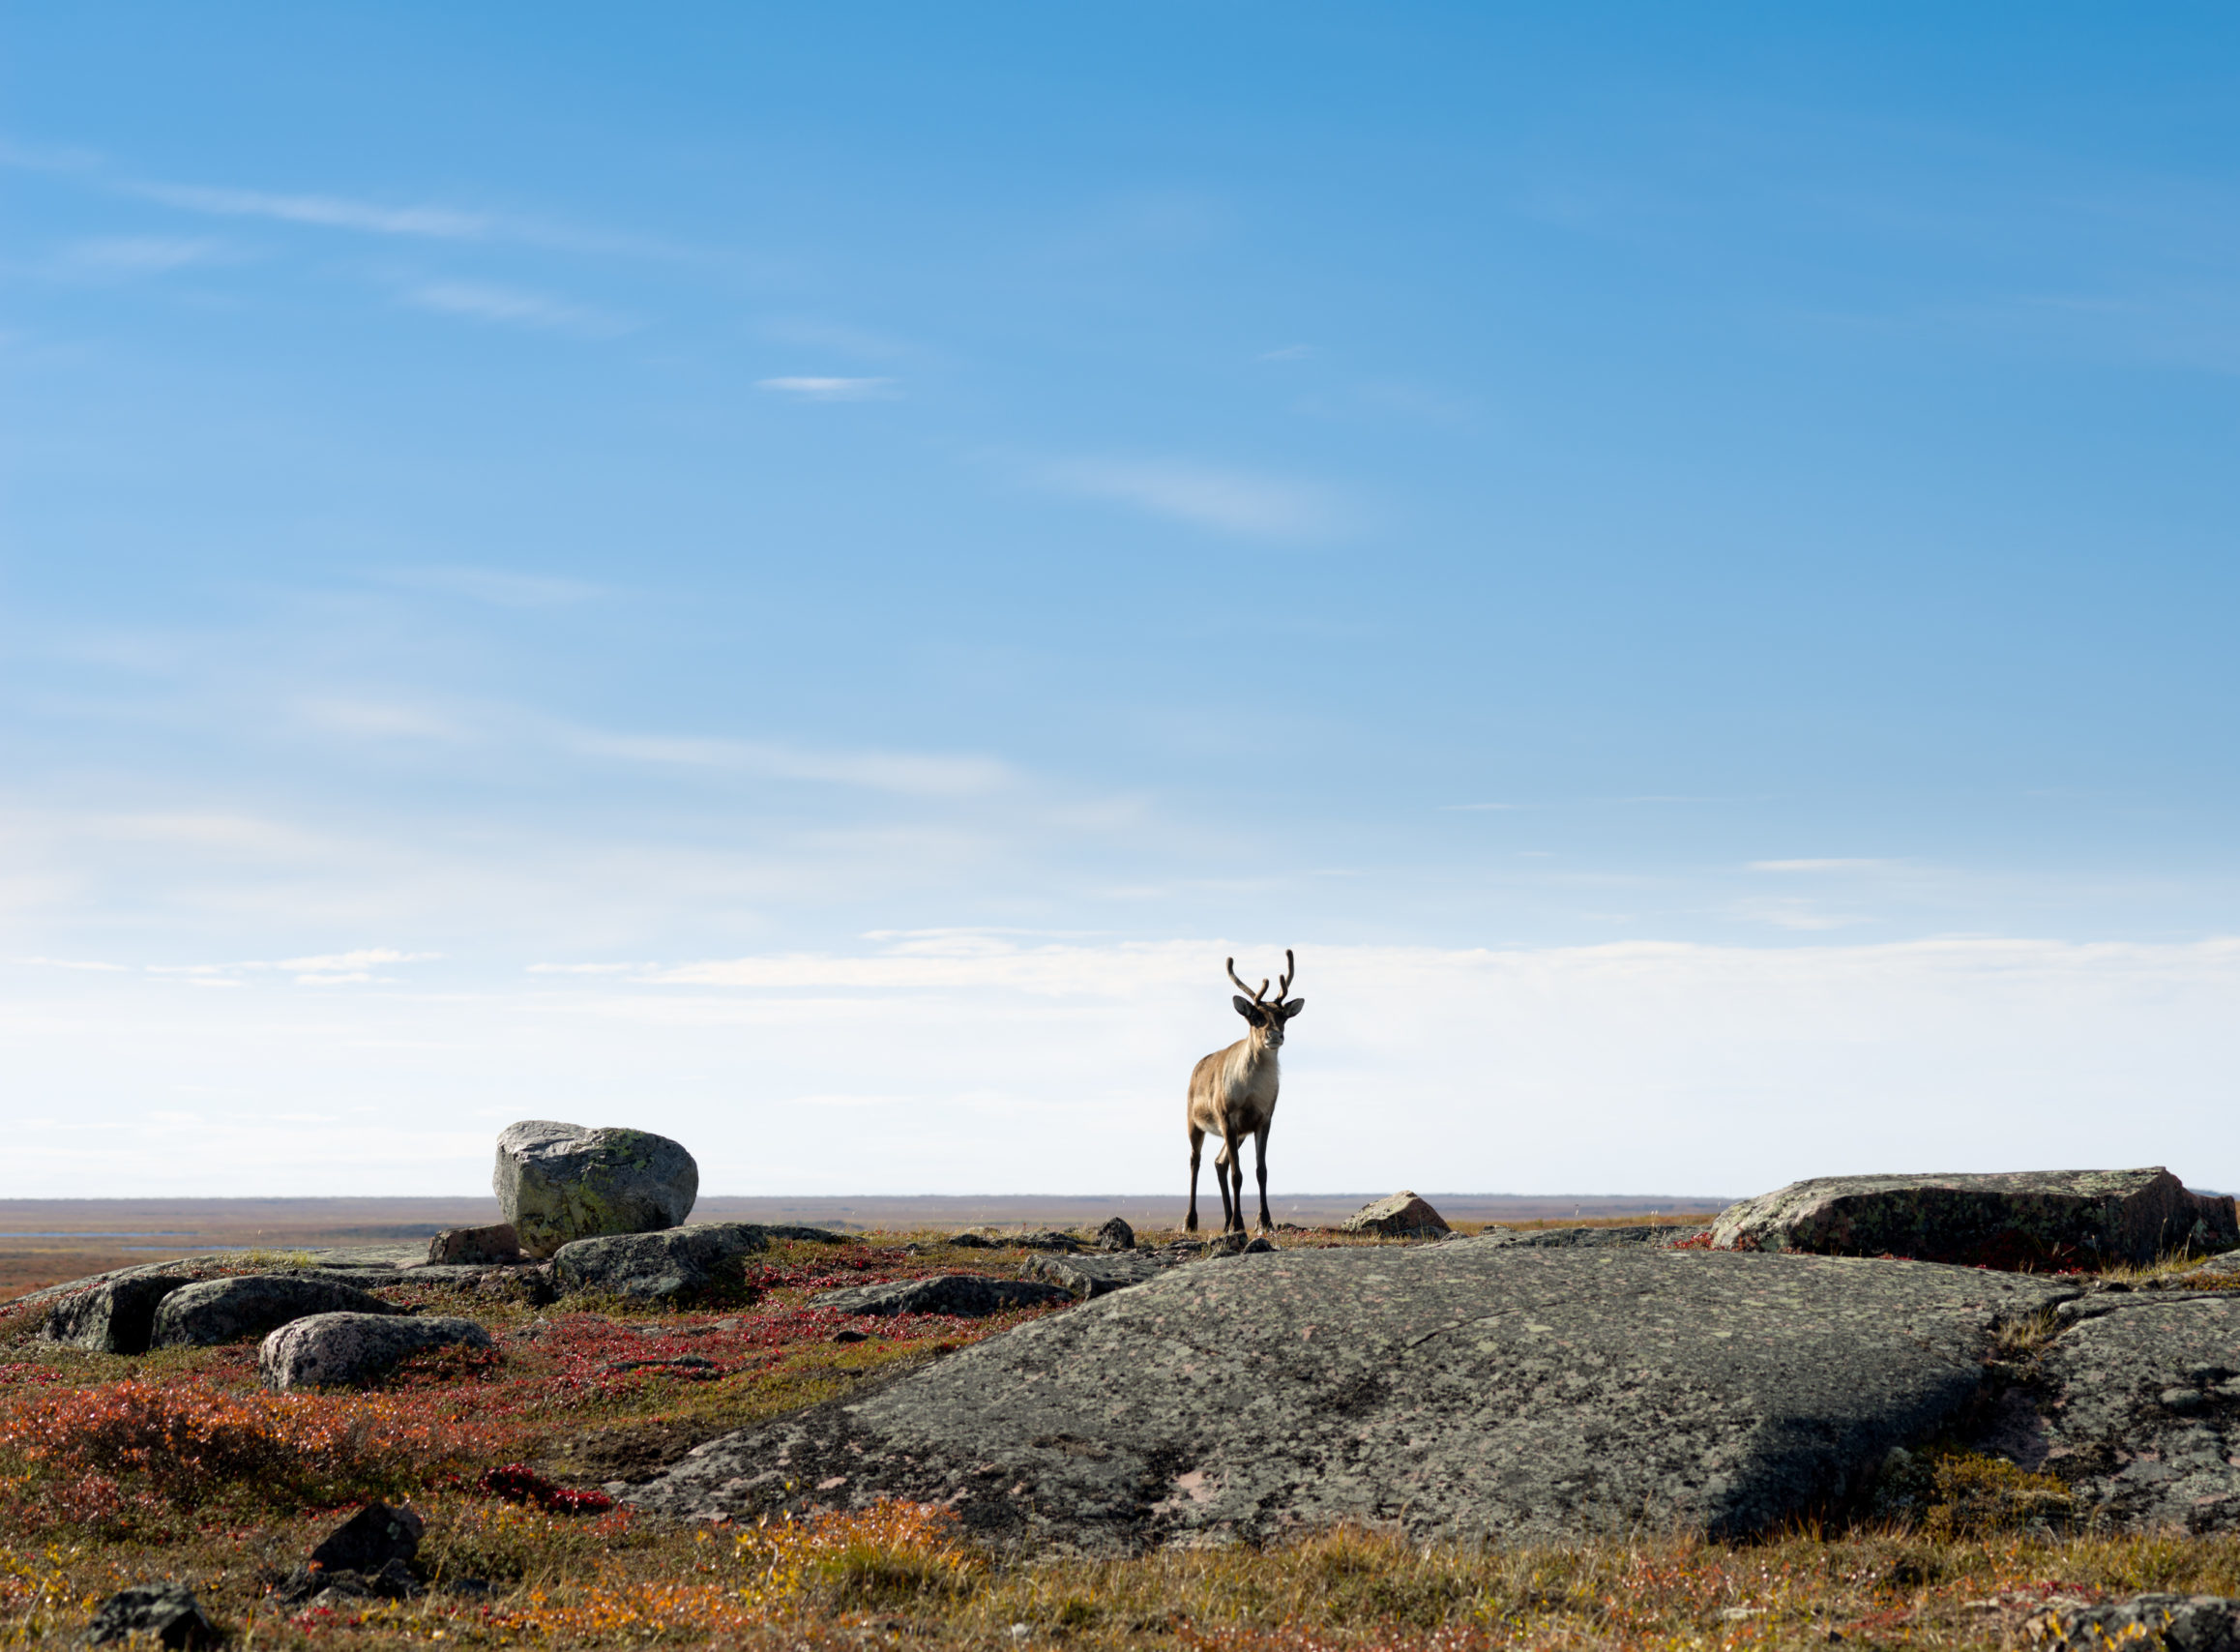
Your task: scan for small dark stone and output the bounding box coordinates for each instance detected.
[834,1329,869,1343]
[83,1582,220,1647]
[309,1501,425,1576]
[946,1232,998,1248]
[1095,1218,1135,1252]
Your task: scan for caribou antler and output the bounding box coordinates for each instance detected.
[1225,957,1269,1004]
[1275,948,1295,1001]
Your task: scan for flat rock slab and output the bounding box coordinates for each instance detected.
[629,1241,2072,1548]
[2021,1294,2240,1532]
[1713,1167,2238,1267]
[1481,1224,1709,1250]
[151,1274,401,1348]
[811,1275,1073,1317]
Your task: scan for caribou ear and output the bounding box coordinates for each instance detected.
[1233,995,1268,1025]
[1281,997,1305,1019]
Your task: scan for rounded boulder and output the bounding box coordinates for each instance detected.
[493,1119,699,1258]
[260,1312,492,1390]
[150,1273,400,1349]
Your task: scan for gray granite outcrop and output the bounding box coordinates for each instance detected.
[2012,1292,2240,1532]
[1711,1167,2237,1267]
[625,1239,2074,1547]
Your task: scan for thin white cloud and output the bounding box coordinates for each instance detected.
[1042,457,1344,541]
[298,698,469,742]
[136,181,488,239]
[404,280,633,337]
[49,236,224,279]
[1730,898,1870,931]
[571,731,1011,797]
[381,566,604,607]
[1750,859,1902,873]
[756,376,899,401]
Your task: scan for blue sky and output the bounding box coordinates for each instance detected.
[5,5,2238,1198]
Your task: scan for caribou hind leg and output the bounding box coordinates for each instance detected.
[1186,1122,1204,1232]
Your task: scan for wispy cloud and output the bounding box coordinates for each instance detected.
[140,948,442,988]
[380,566,604,607]
[756,376,900,401]
[1729,898,1869,931]
[1041,457,1345,540]
[136,181,488,239]
[49,236,225,279]
[1750,859,1901,873]
[404,280,633,336]
[571,731,1011,797]
[296,698,469,742]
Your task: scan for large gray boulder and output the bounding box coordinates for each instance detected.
[39,1274,192,1354]
[1711,1167,2238,1267]
[551,1221,770,1303]
[150,1274,400,1349]
[260,1313,491,1390]
[494,1119,699,1258]
[625,1240,2073,1548]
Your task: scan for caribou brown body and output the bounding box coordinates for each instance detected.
[1186,950,1304,1234]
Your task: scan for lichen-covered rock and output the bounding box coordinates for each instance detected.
[82,1581,221,1647]
[427,1224,519,1264]
[260,1313,491,1390]
[1711,1168,2238,1268]
[39,1274,192,1354]
[629,1242,2074,1547]
[811,1275,1072,1316]
[493,1120,699,1258]
[151,1274,400,1349]
[2017,1294,2240,1532]
[550,1222,770,1303]
[1341,1191,1452,1237]
[1096,1217,1135,1252]
[2027,1593,2240,1652]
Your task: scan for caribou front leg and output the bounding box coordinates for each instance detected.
[1253,1124,1273,1233]
[1186,1123,1204,1233]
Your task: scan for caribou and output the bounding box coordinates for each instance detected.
[1185,949,1303,1234]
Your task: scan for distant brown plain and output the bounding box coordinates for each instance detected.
[0,1192,1730,1302]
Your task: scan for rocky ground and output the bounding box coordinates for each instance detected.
[3,1203,2238,1649]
